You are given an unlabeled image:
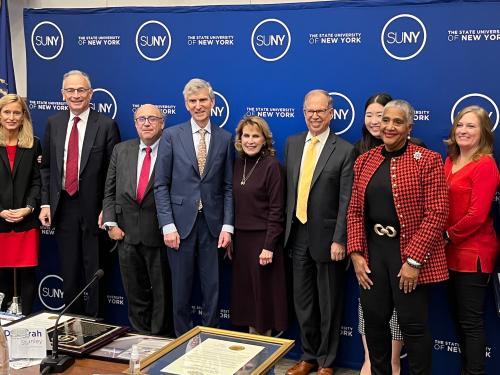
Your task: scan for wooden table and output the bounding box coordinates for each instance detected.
[11,358,127,374]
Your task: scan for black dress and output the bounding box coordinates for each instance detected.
[231,155,288,333]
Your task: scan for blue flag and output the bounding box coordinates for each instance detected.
[0,0,16,96]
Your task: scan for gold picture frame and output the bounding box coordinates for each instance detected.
[136,326,294,375]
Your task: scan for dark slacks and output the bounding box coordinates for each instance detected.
[118,242,173,335]
[167,212,221,337]
[290,222,346,368]
[0,267,36,315]
[54,192,99,316]
[449,269,490,375]
[360,233,431,375]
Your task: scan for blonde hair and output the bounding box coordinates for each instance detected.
[234,116,275,157]
[444,105,493,161]
[0,94,34,148]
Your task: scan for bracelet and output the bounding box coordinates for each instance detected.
[406,258,422,269]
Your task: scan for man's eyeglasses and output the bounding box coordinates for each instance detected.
[303,108,332,117]
[135,116,162,125]
[62,88,91,94]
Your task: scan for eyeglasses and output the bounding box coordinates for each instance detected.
[303,108,332,117]
[135,116,162,125]
[62,88,91,94]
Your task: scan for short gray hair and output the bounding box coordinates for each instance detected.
[383,99,415,125]
[303,89,333,109]
[183,78,214,100]
[61,70,92,89]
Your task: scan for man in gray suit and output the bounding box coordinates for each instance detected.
[101,104,173,335]
[284,90,355,375]
[154,78,234,336]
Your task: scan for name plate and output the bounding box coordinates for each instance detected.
[4,327,47,359]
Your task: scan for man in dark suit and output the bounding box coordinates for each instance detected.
[102,104,173,335]
[154,78,233,336]
[284,90,355,375]
[39,70,120,316]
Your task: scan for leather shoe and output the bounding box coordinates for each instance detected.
[285,360,318,375]
[317,368,334,375]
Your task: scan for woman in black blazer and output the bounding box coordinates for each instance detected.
[0,94,41,315]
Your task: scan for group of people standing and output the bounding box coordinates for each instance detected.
[0,70,498,375]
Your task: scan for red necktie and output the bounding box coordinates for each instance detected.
[65,116,80,195]
[136,146,151,204]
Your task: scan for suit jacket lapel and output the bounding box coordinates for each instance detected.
[0,148,10,176]
[80,110,99,175]
[311,131,336,187]
[127,140,140,200]
[56,112,70,178]
[179,122,199,175]
[291,133,307,190]
[202,125,220,180]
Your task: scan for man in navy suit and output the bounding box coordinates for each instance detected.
[39,70,120,316]
[154,78,234,336]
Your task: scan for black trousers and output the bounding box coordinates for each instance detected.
[118,242,173,335]
[360,233,431,375]
[290,222,346,368]
[54,192,100,316]
[0,267,36,315]
[448,269,490,375]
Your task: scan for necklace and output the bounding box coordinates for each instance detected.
[241,156,261,185]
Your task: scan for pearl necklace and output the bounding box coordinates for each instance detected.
[240,156,261,185]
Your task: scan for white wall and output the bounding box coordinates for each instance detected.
[8,0,329,96]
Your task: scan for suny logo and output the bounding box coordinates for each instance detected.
[38,274,65,311]
[451,93,499,131]
[251,18,291,62]
[91,88,118,119]
[135,20,172,61]
[381,14,427,61]
[328,92,356,135]
[212,91,230,128]
[31,21,64,60]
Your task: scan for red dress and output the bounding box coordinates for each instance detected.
[444,155,500,273]
[0,145,39,267]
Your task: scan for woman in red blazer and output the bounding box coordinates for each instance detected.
[348,100,449,375]
[0,94,41,315]
[444,105,500,375]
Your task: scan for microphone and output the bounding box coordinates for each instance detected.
[40,269,104,373]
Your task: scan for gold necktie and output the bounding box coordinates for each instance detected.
[197,128,207,175]
[296,137,319,224]
[197,128,207,210]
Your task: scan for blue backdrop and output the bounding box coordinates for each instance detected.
[23,0,500,372]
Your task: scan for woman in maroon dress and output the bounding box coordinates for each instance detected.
[230,116,288,335]
[0,94,41,315]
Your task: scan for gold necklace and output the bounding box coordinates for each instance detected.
[241,156,261,185]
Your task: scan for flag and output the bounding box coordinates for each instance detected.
[0,0,16,96]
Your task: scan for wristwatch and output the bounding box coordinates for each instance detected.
[26,205,34,213]
[103,224,112,231]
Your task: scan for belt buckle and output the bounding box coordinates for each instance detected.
[373,223,397,238]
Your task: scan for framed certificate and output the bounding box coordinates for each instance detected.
[137,326,294,375]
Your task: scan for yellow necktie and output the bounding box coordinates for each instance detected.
[296,137,319,224]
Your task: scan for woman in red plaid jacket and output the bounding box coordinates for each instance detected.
[347,99,449,375]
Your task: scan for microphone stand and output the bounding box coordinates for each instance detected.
[40,269,104,373]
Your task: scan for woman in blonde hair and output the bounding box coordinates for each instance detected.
[0,94,42,315]
[444,105,499,375]
[229,116,288,335]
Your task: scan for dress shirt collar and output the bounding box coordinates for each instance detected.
[69,107,90,123]
[191,118,212,135]
[139,138,160,152]
[305,127,330,144]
